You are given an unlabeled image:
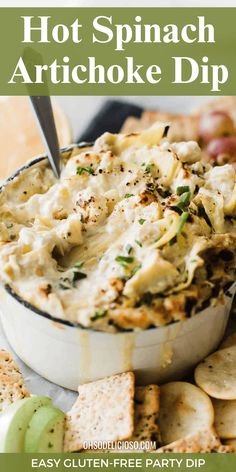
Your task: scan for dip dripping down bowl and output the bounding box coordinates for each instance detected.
[0,145,235,391]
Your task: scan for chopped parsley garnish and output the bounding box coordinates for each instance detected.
[176,185,190,195]
[74,261,84,270]
[115,255,134,267]
[91,309,107,321]
[131,264,142,276]
[76,166,94,175]
[59,278,71,290]
[126,244,133,254]
[124,193,134,198]
[135,239,142,247]
[176,191,191,211]
[169,236,177,246]
[73,262,87,284]
[138,218,146,225]
[72,271,87,284]
[144,163,155,174]
[176,212,189,235]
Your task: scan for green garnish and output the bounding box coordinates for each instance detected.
[59,278,71,290]
[153,236,160,243]
[176,212,189,235]
[144,163,155,174]
[138,218,146,225]
[131,264,142,276]
[91,309,107,321]
[76,166,94,175]
[126,244,133,255]
[176,191,191,210]
[135,240,142,247]
[72,271,87,284]
[124,193,134,198]
[73,261,87,284]
[115,255,134,267]
[6,223,13,229]
[176,185,190,195]
[169,236,177,246]
[74,261,84,269]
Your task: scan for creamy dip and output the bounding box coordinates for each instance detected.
[0,123,235,332]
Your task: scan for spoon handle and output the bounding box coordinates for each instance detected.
[30,96,61,178]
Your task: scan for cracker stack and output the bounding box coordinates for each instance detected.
[0,349,29,413]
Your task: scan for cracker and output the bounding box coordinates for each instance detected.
[64,372,135,452]
[0,349,29,412]
[220,332,236,350]
[121,111,199,142]
[213,399,236,439]
[195,346,236,400]
[122,385,160,451]
[156,429,233,453]
[158,382,214,445]
[83,384,160,453]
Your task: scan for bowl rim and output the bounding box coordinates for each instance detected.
[0,142,96,330]
[0,145,235,334]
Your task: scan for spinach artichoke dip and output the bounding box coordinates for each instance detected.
[0,123,235,332]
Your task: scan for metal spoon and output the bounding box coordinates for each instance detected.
[30,96,61,178]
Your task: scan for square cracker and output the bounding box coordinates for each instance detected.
[0,349,29,413]
[129,385,160,450]
[156,429,234,453]
[64,372,135,452]
[84,384,160,453]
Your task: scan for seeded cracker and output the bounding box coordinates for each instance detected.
[0,349,29,412]
[64,372,135,452]
[130,385,160,450]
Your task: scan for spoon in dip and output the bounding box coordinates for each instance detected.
[30,96,61,178]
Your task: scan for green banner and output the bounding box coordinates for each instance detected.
[0,7,235,95]
[1,453,236,472]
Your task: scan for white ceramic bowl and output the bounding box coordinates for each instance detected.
[0,150,235,390]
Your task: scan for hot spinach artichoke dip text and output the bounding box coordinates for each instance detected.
[0,123,235,332]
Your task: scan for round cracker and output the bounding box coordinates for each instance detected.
[195,346,236,400]
[159,382,214,445]
[213,398,236,439]
[220,332,236,350]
